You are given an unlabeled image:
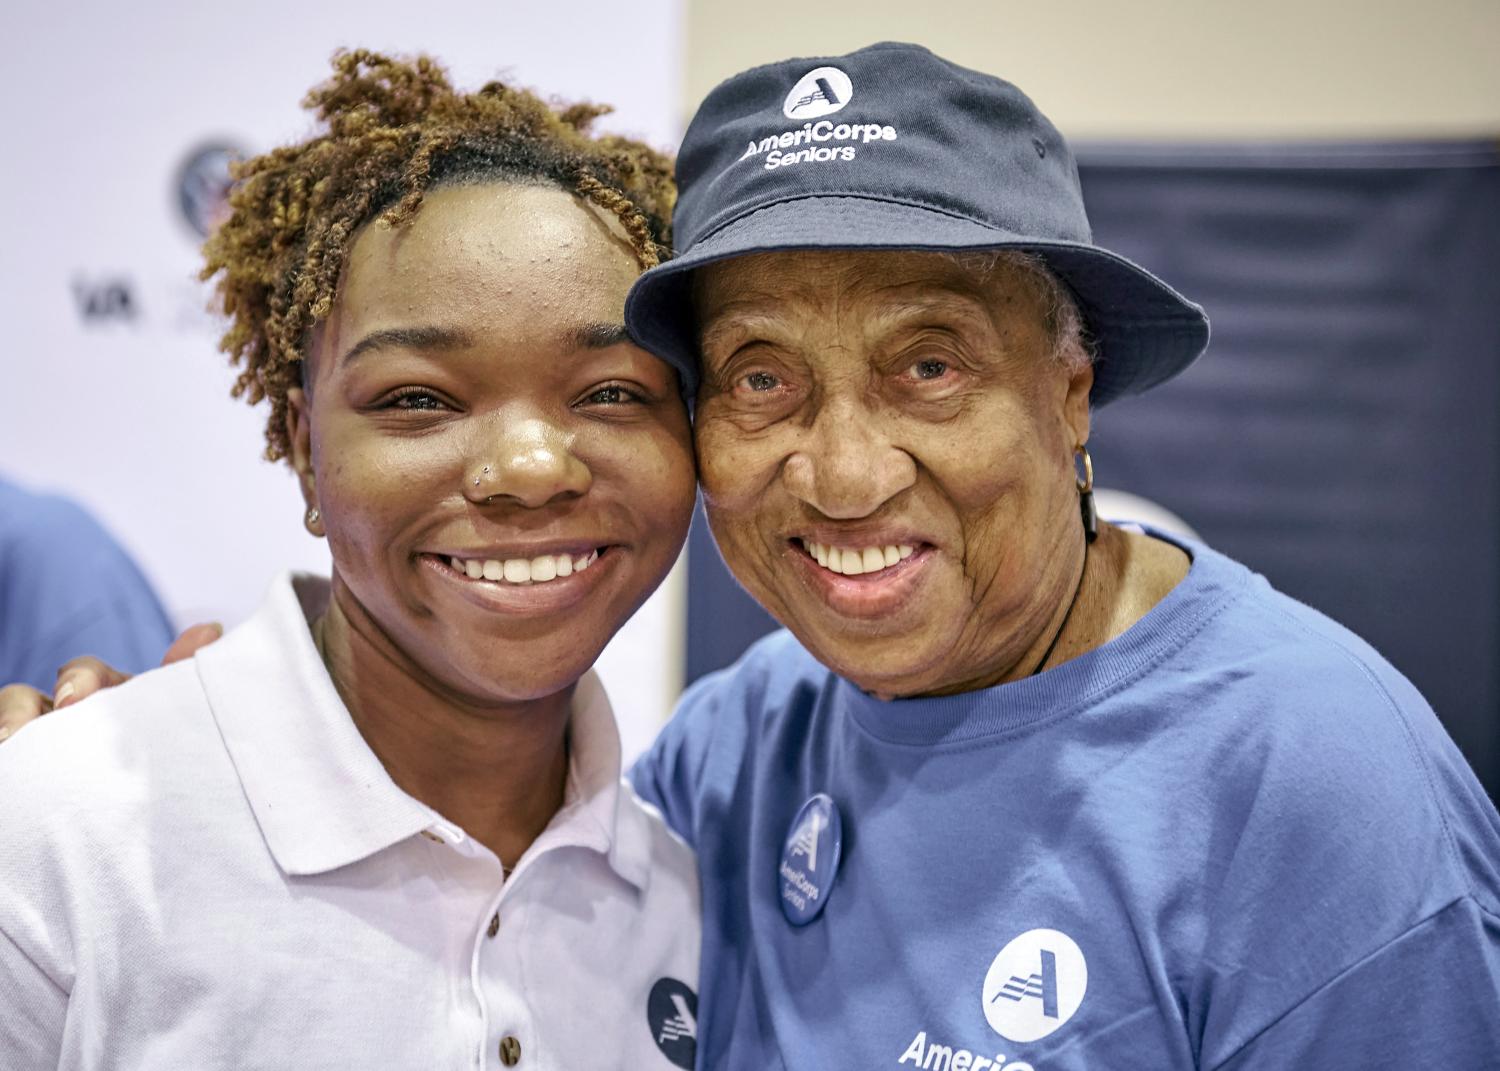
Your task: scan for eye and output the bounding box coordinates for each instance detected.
[742,371,780,392]
[384,388,449,411]
[911,358,950,381]
[579,383,645,406]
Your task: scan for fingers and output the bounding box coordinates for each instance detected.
[0,625,224,742]
[0,684,53,742]
[163,622,223,666]
[53,657,132,710]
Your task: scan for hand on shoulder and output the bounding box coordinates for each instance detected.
[0,623,222,742]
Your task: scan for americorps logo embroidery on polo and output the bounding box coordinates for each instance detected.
[981,929,1088,1042]
[783,66,853,119]
[646,977,698,1068]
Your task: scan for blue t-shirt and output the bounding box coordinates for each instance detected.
[0,480,175,691]
[632,536,1500,1070]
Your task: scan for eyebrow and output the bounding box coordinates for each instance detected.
[339,325,474,365]
[699,294,989,353]
[565,322,633,351]
[340,322,633,366]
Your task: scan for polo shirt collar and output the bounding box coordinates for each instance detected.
[196,573,648,890]
[547,669,653,892]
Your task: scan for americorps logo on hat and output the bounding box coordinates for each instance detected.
[783,66,853,119]
[737,64,897,172]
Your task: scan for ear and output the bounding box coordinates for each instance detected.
[285,385,321,535]
[1062,359,1094,450]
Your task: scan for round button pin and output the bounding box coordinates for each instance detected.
[779,793,843,925]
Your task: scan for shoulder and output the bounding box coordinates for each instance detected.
[1166,539,1447,744]
[630,630,832,841]
[659,629,830,757]
[618,777,700,902]
[0,660,217,836]
[682,628,829,719]
[1166,546,1500,978]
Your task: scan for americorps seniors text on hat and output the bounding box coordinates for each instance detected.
[3,41,1498,1071]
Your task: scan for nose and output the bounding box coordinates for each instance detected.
[467,415,592,508]
[781,393,916,519]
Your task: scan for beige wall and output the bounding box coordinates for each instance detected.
[683,0,1500,138]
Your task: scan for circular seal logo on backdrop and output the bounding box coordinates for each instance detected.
[783,66,853,119]
[175,142,245,238]
[981,928,1088,1042]
[646,977,698,1068]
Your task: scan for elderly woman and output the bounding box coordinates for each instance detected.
[6,42,1499,1071]
[621,43,1500,1070]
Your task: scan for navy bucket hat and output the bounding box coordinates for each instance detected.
[626,42,1209,406]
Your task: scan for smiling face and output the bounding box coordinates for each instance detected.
[693,250,1093,697]
[289,182,695,704]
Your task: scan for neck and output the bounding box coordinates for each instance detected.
[312,575,571,868]
[910,520,1184,699]
[993,521,1192,686]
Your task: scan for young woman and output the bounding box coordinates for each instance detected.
[0,52,703,1070]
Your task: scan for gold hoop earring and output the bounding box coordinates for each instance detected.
[1074,445,1097,544]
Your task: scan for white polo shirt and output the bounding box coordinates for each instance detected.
[0,574,701,1071]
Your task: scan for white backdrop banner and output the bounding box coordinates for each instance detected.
[0,0,686,761]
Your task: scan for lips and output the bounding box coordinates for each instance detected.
[786,536,934,619]
[447,549,599,586]
[799,538,914,576]
[418,546,615,615]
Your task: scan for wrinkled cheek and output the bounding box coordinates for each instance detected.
[694,423,776,510]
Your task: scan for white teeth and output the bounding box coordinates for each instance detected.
[801,540,916,577]
[447,551,597,586]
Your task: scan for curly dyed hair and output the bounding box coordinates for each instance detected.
[201,49,676,462]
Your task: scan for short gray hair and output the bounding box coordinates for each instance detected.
[942,250,1096,373]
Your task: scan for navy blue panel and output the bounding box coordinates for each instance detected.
[681,141,1500,800]
[1080,142,1499,800]
[684,498,780,686]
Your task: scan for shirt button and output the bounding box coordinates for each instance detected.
[486,912,500,939]
[499,1035,521,1066]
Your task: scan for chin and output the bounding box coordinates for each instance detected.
[790,623,952,698]
[446,641,603,705]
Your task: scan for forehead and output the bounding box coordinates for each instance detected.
[337,183,641,331]
[693,249,1039,327]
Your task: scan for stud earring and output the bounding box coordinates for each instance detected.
[305,507,322,535]
[1074,445,1097,544]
